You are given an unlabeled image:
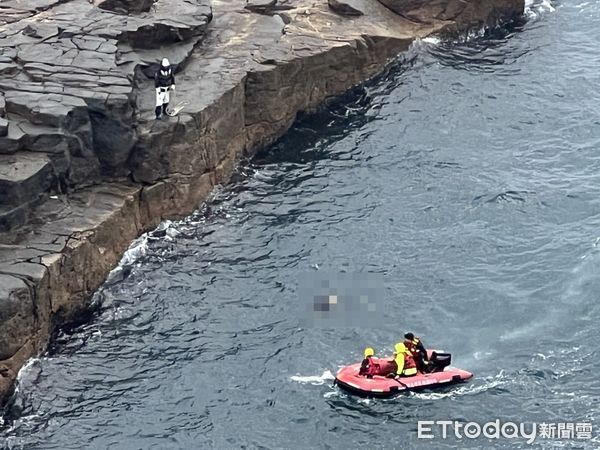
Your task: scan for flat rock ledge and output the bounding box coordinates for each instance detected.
[0,0,524,404]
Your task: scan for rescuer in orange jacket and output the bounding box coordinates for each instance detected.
[404,332,428,372]
[359,347,380,378]
[388,342,417,378]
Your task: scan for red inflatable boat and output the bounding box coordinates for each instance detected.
[335,351,472,397]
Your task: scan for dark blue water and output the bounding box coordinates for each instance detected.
[3,0,600,448]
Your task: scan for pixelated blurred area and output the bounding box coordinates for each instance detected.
[298,272,385,328]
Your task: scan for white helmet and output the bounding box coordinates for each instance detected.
[161,58,170,67]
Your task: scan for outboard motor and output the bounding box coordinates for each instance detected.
[429,352,452,372]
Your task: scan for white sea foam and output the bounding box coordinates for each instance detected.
[104,219,184,284]
[290,370,335,385]
[421,36,441,45]
[111,219,182,272]
[15,358,38,383]
[412,371,509,400]
[12,358,42,399]
[525,0,556,20]
[102,234,148,285]
[405,37,437,59]
[472,350,494,360]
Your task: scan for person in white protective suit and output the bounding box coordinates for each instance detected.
[154,58,175,119]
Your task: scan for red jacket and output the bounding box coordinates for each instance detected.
[359,356,380,377]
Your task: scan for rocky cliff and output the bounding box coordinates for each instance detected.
[0,0,524,404]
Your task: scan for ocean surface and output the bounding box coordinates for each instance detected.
[2,0,599,448]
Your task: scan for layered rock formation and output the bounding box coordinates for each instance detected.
[0,0,524,404]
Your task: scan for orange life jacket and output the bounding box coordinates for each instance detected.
[404,354,416,369]
[359,356,381,377]
[404,337,422,357]
[392,353,418,376]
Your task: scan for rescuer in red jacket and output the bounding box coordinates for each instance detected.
[359,347,380,378]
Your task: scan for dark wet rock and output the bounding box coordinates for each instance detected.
[119,18,210,49]
[246,0,277,12]
[0,123,24,155]
[277,12,292,24]
[97,0,154,14]
[245,0,294,14]
[328,0,364,16]
[0,93,5,117]
[25,133,69,154]
[0,204,29,233]
[89,108,137,174]
[0,118,7,137]
[116,0,212,49]
[21,24,41,38]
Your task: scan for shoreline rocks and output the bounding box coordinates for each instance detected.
[0,0,524,405]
